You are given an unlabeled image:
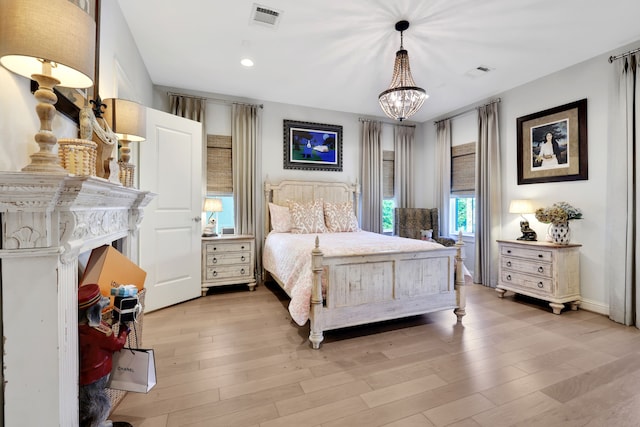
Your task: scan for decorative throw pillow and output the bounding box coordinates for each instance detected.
[324,201,360,232]
[268,203,291,233]
[289,199,327,234]
[420,229,435,242]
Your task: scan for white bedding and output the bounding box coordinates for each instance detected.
[263,231,446,325]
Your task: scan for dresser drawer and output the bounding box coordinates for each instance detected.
[205,241,251,253]
[206,252,250,266]
[206,265,253,281]
[501,257,552,278]
[500,271,553,295]
[501,245,552,262]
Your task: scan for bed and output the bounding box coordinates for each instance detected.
[263,180,467,349]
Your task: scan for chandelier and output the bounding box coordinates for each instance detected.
[378,20,428,121]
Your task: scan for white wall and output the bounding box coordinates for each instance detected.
[497,53,610,313]
[422,42,635,314]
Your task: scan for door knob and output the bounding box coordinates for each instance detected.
[193,216,202,222]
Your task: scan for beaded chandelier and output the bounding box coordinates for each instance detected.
[378,20,428,121]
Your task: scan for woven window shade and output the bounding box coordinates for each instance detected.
[207,135,233,194]
[451,142,476,196]
[383,150,394,199]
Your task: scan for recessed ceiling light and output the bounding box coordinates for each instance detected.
[241,58,254,67]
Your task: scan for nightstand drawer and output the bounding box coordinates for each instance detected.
[206,252,250,266]
[500,271,553,295]
[501,257,552,278]
[501,245,552,262]
[205,242,251,253]
[206,265,252,281]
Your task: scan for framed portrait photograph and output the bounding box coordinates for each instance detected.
[517,98,588,185]
[283,120,343,171]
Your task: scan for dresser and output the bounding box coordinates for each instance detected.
[496,239,581,314]
[201,235,256,295]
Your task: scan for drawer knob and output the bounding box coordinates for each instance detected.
[213,247,217,251]
[212,257,217,264]
[212,271,217,277]
[241,256,245,261]
[240,268,245,274]
[241,245,245,249]
[537,282,543,288]
[538,254,543,258]
[538,266,543,273]
[506,261,511,267]
[506,274,511,281]
[506,250,511,254]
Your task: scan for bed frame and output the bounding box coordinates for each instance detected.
[263,180,467,349]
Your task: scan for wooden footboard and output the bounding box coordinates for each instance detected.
[309,234,467,349]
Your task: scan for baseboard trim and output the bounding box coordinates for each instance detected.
[579,298,609,316]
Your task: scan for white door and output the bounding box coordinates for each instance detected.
[139,108,203,312]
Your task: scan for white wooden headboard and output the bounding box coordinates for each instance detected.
[264,180,360,232]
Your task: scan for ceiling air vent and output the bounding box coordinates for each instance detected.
[250,4,283,28]
[464,65,493,79]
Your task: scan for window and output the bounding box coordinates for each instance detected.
[206,134,235,230]
[382,150,395,233]
[449,196,475,234]
[450,142,476,235]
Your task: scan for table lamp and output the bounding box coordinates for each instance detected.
[102,98,146,187]
[202,198,223,237]
[509,199,537,241]
[0,0,96,173]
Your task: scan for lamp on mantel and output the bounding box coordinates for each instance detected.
[202,198,223,237]
[102,98,146,187]
[378,20,428,122]
[0,0,96,173]
[509,199,537,241]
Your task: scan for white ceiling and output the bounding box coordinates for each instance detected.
[117,0,640,123]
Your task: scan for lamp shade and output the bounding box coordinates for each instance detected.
[203,198,223,213]
[509,199,535,214]
[103,98,147,142]
[0,0,96,88]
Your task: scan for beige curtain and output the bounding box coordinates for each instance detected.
[606,53,640,326]
[169,93,206,123]
[435,120,452,237]
[232,103,262,276]
[474,103,502,286]
[360,120,382,233]
[394,125,414,208]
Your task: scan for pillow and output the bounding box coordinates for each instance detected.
[289,199,327,234]
[269,203,291,233]
[324,201,360,232]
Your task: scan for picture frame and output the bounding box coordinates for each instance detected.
[283,120,343,171]
[517,98,588,185]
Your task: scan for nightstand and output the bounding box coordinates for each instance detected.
[496,239,581,314]
[201,235,256,296]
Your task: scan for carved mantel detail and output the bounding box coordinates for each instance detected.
[0,172,154,256]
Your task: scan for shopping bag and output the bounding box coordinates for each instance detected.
[107,348,157,393]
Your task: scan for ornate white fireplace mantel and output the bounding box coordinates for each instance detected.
[0,172,154,426]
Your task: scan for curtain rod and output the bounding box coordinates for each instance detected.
[167,91,264,108]
[609,47,640,63]
[358,118,416,128]
[433,98,501,126]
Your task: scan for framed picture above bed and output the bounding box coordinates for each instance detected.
[283,120,343,171]
[517,98,588,185]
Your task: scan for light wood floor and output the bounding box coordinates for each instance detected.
[112,282,640,427]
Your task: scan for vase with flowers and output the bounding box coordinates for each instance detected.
[534,202,582,245]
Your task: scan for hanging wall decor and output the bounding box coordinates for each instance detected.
[517,98,588,185]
